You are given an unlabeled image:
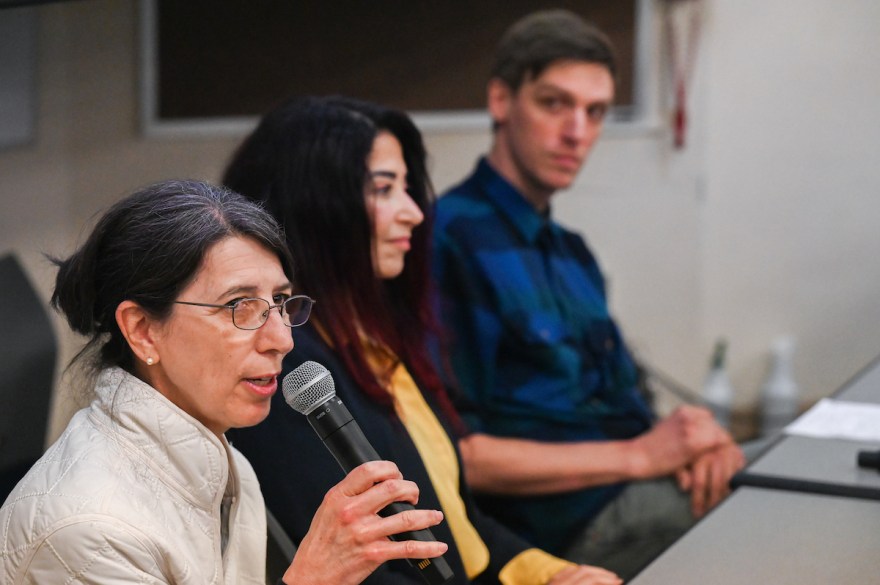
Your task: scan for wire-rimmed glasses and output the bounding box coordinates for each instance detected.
[173,295,315,330]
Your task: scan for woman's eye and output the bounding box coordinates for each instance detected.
[369,184,393,198]
[225,297,247,308]
[273,293,291,304]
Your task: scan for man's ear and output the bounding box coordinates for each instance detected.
[487,78,514,128]
[116,300,160,366]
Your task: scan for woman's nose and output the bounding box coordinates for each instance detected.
[259,309,294,354]
[398,192,424,226]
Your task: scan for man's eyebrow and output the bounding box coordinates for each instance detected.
[532,81,613,100]
[532,80,569,92]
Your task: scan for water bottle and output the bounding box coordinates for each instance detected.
[760,336,800,437]
[703,338,733,429]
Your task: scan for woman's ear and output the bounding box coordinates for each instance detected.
[115,300,160,366]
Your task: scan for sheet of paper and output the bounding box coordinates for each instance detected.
[785,398,880,442]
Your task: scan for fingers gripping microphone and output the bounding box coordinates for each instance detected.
[283,361,453,585]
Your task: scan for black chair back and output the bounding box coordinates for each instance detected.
[0,254,57,501]
[265,505,297,584]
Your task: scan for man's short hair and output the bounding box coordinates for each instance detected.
[491,9,617,91]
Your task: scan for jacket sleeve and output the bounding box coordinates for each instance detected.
[19,519,169,584]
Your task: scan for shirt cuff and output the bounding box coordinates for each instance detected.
[498,548,576,585]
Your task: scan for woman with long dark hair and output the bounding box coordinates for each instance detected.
[224,96,621,585]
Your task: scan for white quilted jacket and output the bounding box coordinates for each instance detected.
[0,367,267,584]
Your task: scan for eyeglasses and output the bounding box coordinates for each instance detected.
[173,295,315,330]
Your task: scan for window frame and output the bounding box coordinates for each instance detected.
[137,0,661,138]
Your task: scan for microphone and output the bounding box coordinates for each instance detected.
[283,361,454,585]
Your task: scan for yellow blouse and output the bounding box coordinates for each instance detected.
[364,342,573,584]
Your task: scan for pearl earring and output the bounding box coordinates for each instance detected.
[146,357,154,366]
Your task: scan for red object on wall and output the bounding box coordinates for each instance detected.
[664,0,702,149]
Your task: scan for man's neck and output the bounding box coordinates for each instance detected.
[486,149,554,213]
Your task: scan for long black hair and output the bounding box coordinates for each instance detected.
[223,96,456,423]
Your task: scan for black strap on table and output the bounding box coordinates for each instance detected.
[731,471,880,501]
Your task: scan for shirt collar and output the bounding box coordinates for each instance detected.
[473,158,553,245]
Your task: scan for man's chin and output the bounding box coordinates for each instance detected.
[542,172,579,193]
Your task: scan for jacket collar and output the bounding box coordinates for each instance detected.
[91,367,235,511]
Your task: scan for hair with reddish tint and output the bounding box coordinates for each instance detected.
[223,95,461,430]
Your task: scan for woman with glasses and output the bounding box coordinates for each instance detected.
[0,180,447,585]
[223,96,621,585]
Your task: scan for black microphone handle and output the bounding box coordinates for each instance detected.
[306,398,454,585]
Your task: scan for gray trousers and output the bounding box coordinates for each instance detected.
[561,439,769,580]
[561,478,696,581]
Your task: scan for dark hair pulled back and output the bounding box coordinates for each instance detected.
[51,179,293,373]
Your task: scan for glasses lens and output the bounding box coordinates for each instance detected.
[282,296,314,327]
[232,298,270,330]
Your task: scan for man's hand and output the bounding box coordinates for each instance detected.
[629,405,730,479]
[676,442,745,517]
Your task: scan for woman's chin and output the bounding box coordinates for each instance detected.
[231,402,274,431]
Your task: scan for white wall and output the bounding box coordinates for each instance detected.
[0,1,244,439]
[1,0,879,442]
[700,0,880,405]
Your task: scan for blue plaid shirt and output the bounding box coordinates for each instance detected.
[433,158,653,552]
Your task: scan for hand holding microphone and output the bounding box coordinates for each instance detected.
[282,361,454,585]
[282,460,448,585]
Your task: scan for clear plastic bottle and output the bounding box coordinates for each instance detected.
[703,338,733,429]
[760,336,800,437]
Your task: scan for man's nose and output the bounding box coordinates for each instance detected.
[562,109,589,143]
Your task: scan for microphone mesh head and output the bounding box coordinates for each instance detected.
[282,361,336,414]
